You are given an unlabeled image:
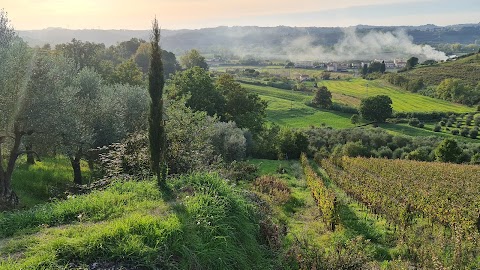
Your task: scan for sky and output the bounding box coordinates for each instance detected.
[2,0,480,30]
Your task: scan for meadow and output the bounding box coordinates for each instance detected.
[241,78,474,130]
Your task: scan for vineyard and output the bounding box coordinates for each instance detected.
[321,157,480,267]
[300,153,337,230]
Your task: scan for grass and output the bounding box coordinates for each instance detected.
[241,79,473,130]
[248,159,409,268]
[319,78,473,113]
[242,83,355,128]
[11,156,90,208]
[0,174,275,269]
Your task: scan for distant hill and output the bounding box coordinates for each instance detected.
[18,24,480,59]
[403,53,480,86]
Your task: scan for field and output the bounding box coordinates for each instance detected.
[242,83,356,128]
[241,78,474,129]
[319,78,473,113]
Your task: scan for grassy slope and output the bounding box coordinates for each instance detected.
[319,79,473,113]
[242,83,355,128]
[242,79,473,130]
[0,174,274,269]
[403,53,480,86]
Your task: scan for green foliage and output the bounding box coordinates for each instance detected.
[350,114,360,124]
[180,49,208,70]
[359,95,393,122]
[342,141,370,157]
[211,121,247,162]
[147,19,166,184]
[434,138,462,162]
[55,38,104,70]
[435,78,479,105]
[312,86,333,109]
[113,59,144,86]
[169,67,224,116]
[278,129,309,160]
[216,74,267,134]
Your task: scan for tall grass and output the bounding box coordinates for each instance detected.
[0,174,275,269]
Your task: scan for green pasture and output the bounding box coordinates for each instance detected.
[319,79,473,113]
[242,83,355,128]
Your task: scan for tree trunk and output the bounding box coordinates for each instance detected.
[70,154,83,185]
[26,144,35,165]
[0,124,23,208]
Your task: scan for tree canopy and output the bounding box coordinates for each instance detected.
[312,86,333,109]
[180,49,208,70]
[359,95,393,122]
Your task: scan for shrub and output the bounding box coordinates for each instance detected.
[418,122,425,128]
[375,146,393,159]
[406,147,432,161]
[408,118,420,127]
[392,148,405,159]
[475,115,480,126]
[470,129,478,139]
[342,141,370,157]
[439,121,446,127]
[350,114,360,124]
[456,122,462,128]
[224,161,259,182]
[451,129,460,135]
[434,138,462,163]
[461,128,470,137]
[433,125,442,132]
[253,175,291,204]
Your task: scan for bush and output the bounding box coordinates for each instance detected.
[350,114,360,124]
[375,146,393,159]
[451,129,460,135]
[342,141,370,157]
[418,122,425,128]
[406,147,432,161]
[470,129,478,139]
[433,125,442,132]
[461,128,470,137]
[392,148,405,159]
[408,118,420,127]
[253,175,291,204]
[224,161,259,182]
[331,103,359,114]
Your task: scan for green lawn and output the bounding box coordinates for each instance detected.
[320,78,473,113]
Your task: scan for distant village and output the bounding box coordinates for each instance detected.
[206,58,409,71]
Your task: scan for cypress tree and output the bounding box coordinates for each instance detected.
[148,18,166,186]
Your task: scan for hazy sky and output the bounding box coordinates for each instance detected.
[2,0,480,30]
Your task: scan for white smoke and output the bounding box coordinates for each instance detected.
[231,28,448,62]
